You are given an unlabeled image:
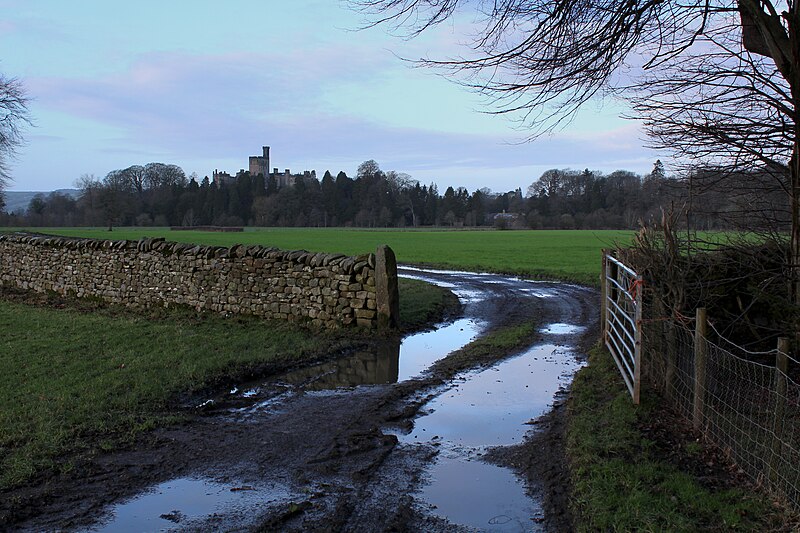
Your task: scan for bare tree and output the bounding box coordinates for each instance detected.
[121,165,146,194]
[101,169,135,230]
[352,1,716,130]
[0,74,31,206]
[357,159,382,179]
[351,0,800,303]
[143,162,187,190]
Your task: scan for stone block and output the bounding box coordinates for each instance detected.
[375,245,400,330]
[355,309,376,319]
[356,318,373,328]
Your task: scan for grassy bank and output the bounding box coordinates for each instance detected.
[14,227,633,285]
[0,278,455,490]
[567,347,788,532]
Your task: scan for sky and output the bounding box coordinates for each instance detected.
[1,0,659,193]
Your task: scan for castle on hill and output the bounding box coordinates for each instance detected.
[213,146,316,189]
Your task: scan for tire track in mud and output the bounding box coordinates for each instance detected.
[5,268,598,532]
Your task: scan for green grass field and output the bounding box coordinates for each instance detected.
[10,227,633,285]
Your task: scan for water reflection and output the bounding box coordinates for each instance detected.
[274,339,401,390]
[263,316,484,389]
[418,456,542,532]
[398,318,483,381]
[399,344,582,530]
[402,344,578,447]
[541,322,584,335]
[92,477,290,532]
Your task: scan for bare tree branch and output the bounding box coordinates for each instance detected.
[0,74,31,201]
[350,0,800,309]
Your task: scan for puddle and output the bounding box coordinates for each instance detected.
[541,322,584,335]
[417,456,541,532]
[398,317,483,381]
[400,343,582,529]
[401,345,577,447]
[91,477,290,532]
[226,317,483,398]
[273,341,401,390]
[225,277,488,398]
[263,268,561,388]
[270,317,483,386]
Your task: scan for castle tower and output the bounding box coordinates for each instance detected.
[249,145,270,178]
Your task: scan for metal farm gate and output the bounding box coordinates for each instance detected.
[601,252,643,403]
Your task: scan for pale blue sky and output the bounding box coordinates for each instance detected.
[2,0,658,193]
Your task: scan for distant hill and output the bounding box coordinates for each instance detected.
[2,189,81,215]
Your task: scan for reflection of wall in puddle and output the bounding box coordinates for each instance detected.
[276,340,400,390]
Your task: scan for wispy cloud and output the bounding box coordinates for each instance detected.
[28,48,388,154]
[23,47,654,191]
[0,12,73,43]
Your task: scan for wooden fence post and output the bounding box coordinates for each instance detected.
[693,307,708,431]
[770,337,790,483]
[665,317,676,399]
[633,274,643,405]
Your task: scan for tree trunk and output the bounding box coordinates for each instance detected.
[789,3,800,320]
[792,144,800,310]
[739,0,800,312]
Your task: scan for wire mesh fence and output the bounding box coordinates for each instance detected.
[642,313,800,510]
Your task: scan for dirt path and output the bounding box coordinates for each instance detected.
[5,269,598,532]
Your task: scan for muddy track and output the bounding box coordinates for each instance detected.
[3,268,598,532]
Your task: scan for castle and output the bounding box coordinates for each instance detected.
[213,146,316,189]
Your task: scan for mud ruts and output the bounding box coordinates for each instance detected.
[0,233,399,329]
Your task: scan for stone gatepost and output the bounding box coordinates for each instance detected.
[375,245,400,330]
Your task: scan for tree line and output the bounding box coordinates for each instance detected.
[0,159,787,232]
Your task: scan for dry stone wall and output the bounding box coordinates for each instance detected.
[0,233,399,329]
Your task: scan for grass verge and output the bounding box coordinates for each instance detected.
[0,279,454,491]
[567,346,789,532]
[397,277,461,333]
